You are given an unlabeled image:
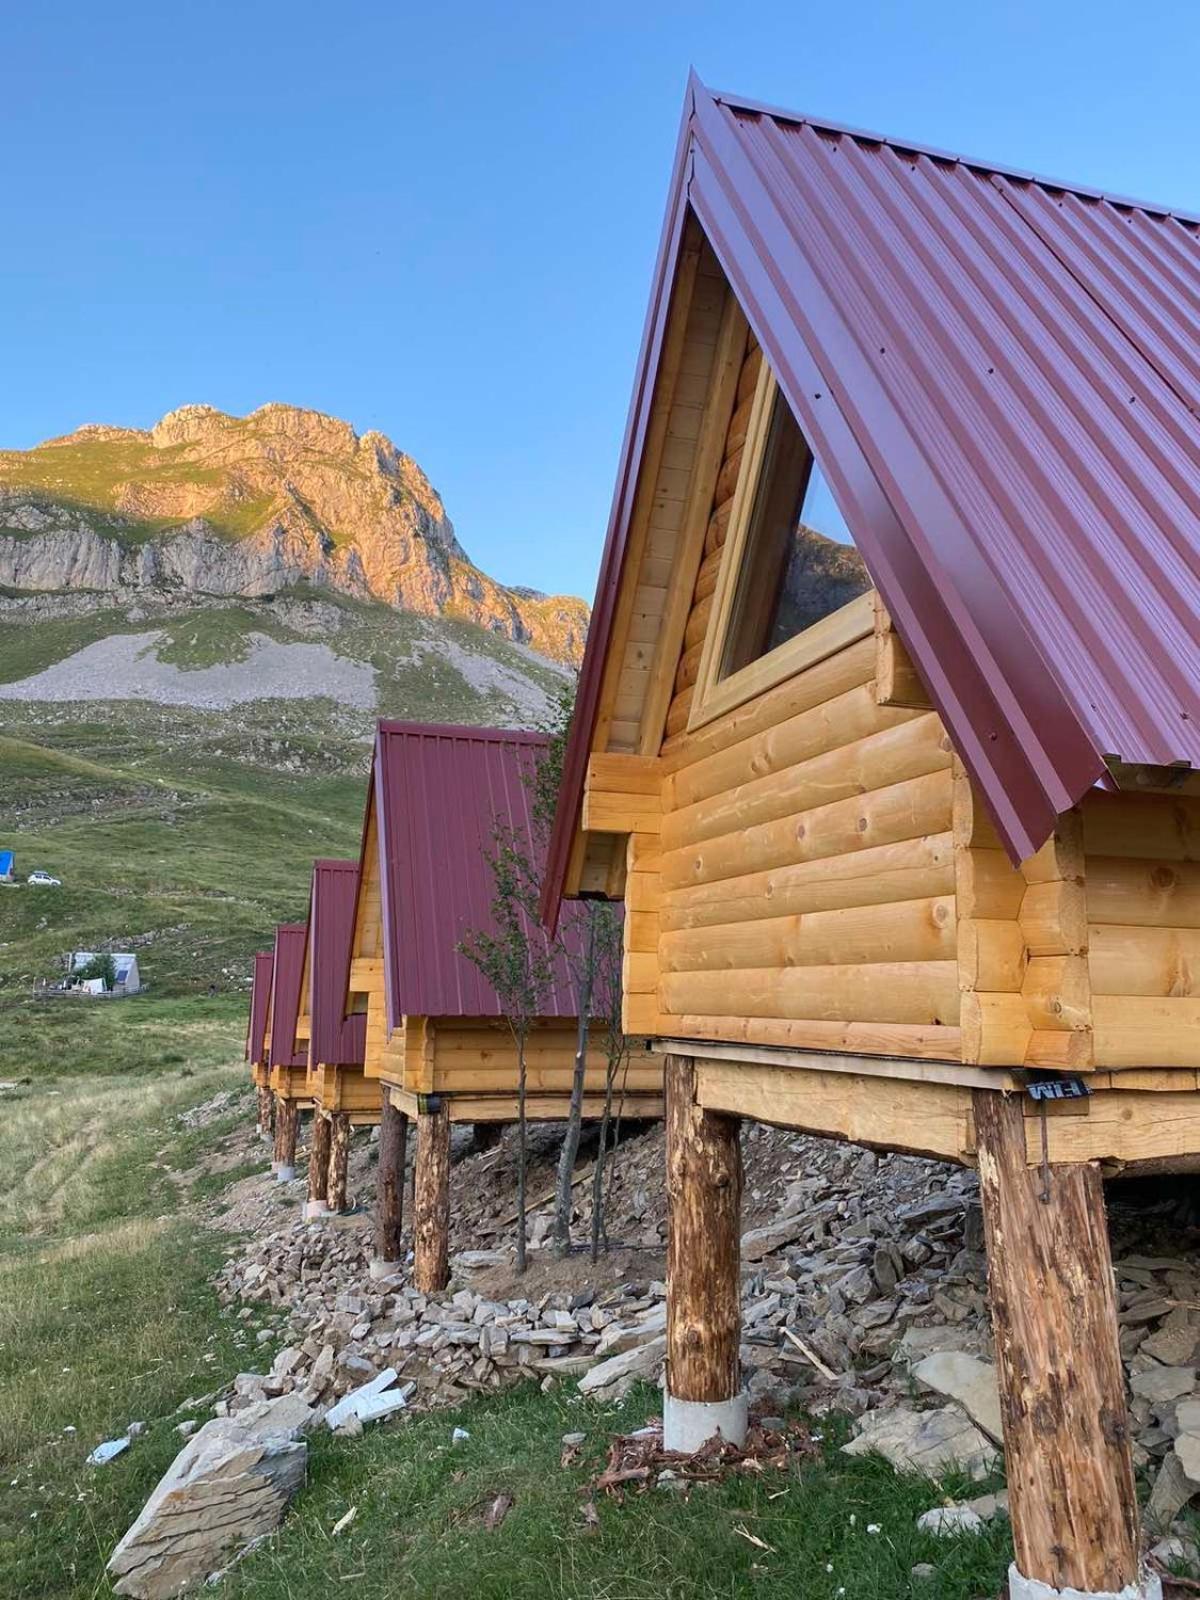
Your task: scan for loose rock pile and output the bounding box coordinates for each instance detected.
[213,1122,1200,1548]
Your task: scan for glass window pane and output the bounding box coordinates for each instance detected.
[720,387,870,680]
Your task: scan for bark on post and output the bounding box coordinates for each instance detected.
[305,1111,331,1218]
[414,1100,450,1293]
[257,1084,274,1140]
[973,1089,1143,1599]
[373,1090,408,1277]
[273,1096,299,1181]
[327,1112,351,1214]
[664,1054,745,1450]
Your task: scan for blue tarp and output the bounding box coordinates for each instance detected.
[0,850,13,880]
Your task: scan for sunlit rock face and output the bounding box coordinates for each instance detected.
[0,403,587,666]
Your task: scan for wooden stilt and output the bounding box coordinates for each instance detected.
[273,1097,298,1174]
[664,1054,744,1447]
[974,1089,1140,1597]
[414,1100,450,1293]
[257,1084,274,1137]
[375,1090,407,1267]
[307,1111,331,1207]
[327,1112,351,1214]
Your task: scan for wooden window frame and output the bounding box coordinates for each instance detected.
[688,361,874,732]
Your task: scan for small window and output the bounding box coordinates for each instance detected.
[689,364,874,730]
[721,384,868,679]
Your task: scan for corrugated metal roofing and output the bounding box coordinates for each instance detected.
[545,76,1200,902]
[369,721,588,1026]
[246,951,273,1064]
[308,859,366,1067]
[268,923,308,1070]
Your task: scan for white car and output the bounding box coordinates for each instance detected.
[27,870,61,887]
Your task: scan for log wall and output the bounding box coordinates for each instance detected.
[653,603,959,1059]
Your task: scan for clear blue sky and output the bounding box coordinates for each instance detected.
[3,1,1198,601]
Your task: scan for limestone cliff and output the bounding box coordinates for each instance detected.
[0,404,588,665]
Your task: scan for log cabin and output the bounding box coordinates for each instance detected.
[542,75,1200,1600]
[266,921,311,1181]
[344,720,661,1287]
[301,859,380,1219]
[246,950,274,1140]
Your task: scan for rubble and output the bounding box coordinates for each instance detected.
[207,1116,1200,1532]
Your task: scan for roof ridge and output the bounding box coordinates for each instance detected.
[704,80,1200,227]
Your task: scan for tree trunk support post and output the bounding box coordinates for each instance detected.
[305,1110,332,1220]
[257,1084,274,1142]
[273,1096,299,1182]
[327,1112,352,1214]
[973,1089,1157,1600]
[372,1089,408,1280]
[414,1099,451,1293]
[664,1054,746,1451]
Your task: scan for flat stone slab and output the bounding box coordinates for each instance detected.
[107,1397,309,1598]
[578,1335,666,1396]
[843,1404,998,1481]
[912,1352,1003,1444]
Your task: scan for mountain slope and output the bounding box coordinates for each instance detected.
[0,403,587,665]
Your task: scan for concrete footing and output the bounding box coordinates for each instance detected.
[275,1164,297,1184]
[1006,1564,1163,1600]
[369,1258,402,1282]
[302,1200,330,1221]
[662,1391,748,1453]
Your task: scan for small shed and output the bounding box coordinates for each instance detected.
[70,951,142,995]
[300,859,378,1217]
[344,719,661,1285]
[266,921,311,1180]
[544,77,1200,1598]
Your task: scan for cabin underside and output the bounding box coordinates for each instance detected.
[306,1060,381,1125]
[364,1013,663,1123]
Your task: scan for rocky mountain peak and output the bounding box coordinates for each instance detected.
[0,404,587,665]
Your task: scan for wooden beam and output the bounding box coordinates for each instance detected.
[654,1037,1020,1091]
[693,1058,973,1162]
[327,1112,351,1213]
[307,1111,331,1208]
[665,1055,742,1403]
[974,1090,1139,1594]
[414,1100,450,1292]
[375,1091,407,1269]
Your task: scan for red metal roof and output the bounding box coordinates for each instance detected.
[246,951,273,1064]
[545,76,1200,906]
[368,721,587,1026]
[268,923,308,1069]
[308,860,366,1067]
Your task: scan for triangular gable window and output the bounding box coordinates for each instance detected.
[691,363,873,729]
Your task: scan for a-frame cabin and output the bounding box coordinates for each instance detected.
[300,858,380,1218]
[344,720,661,1288]
[544,76,1200,1600]
[246,950,274,1139]
[266,921,311,1182]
